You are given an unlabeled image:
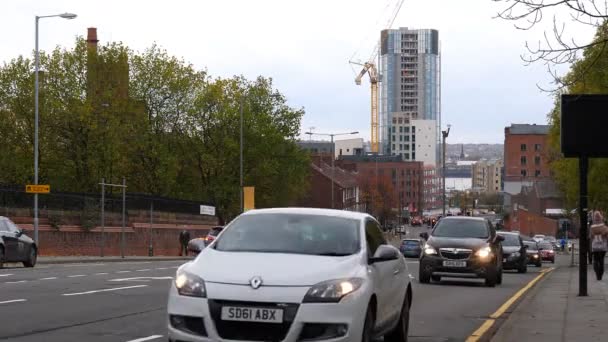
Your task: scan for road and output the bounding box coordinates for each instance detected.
[0,228,553,342]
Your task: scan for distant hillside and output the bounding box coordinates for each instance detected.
[447,144,503,160]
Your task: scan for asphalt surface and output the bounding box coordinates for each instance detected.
[0,226,553,342]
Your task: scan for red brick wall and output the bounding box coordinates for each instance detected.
[504,130,550,181]
[510,210,558,237]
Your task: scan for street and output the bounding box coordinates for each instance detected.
[0,224,553,342]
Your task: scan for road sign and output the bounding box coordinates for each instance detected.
[25,184,50,194]
[200,205,216,216]
[244,187,255,211]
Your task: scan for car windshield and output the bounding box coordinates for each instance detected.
[432,219,489,239]
[499,234,520,246]
[214,213,361,256]
[539,243,553,250]
[402,240,419,246]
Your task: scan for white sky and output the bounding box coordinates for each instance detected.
[1,0,596,143]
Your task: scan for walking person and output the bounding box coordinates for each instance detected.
[179,230,191,256]
[590,211,608,281]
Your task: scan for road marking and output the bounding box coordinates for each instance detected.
[156,267,169,270]
[5,280,27,284]
[136,269,151,272]
[465,267,554,342]
[125,335,163,342]
[68,275,86,278]
[0,274,13,277]
[62,285,148,296]
[0,299,27,305]
[63,263,105,267]
[94,273,109,275]
[117,270,132,273]
[40,277,58,280]
[109,276,173,282]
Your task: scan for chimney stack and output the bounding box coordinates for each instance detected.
[87,27,98,50]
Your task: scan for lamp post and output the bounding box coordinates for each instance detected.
[305,131,359,209]
[34,12,77,245]
[441,125,451,217]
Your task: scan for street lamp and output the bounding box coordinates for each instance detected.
[34,12,77,245]
[305,131,359,209]
[239,92,281,212]
[441,125,451,217]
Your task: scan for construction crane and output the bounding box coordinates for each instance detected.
[350,0,405,154]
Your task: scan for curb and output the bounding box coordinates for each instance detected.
[36,257,193,265]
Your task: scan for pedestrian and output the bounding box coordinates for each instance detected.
[590,211,608,281]
[179,230,191,256]
[560,237,566,252]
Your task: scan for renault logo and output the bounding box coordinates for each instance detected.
[249,276,263,289]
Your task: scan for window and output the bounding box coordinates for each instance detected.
[392,135,396,142]
[399,135,403,142]
[404,136,410,142]
[535,156,541,165]
[521,144,527,151]
[339,149,342,155]
[399,144,403,150]
[521,169,527,177]
[365,219,386,257]
[404,127,410,133]
[412,126,416,131]
[535,144,541,151]
[347,149,350,152]
[521,156,527,165]
[392,126,396,133]
[412,135,416,142]
[412,152,416,159]
[535,170,541,177]
[412,144,416,151]
[404,153,410,160]
[392,144,395,151]
[399,126,403,133]
[0,219,7,232]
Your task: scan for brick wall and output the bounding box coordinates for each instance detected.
[510,210,558,237]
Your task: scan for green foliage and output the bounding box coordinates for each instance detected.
[547,23,608,213]
[0,38,310,222]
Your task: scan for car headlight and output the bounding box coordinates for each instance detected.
[533,254,539,258]
[424,244,437,255]
[303,278,364,303]
[476,246,492,258]
[175,270,206,298]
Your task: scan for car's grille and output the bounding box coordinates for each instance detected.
[503,252,511,259]
[439,248,472,260]
[208,299,299,341]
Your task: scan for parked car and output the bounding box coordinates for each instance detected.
[187,238,206,256]
[498,232,527,273]
[538,242,555,263]
[0,216,37,268]
[204,226,224,244]
[419,216,504,287]
[533,234,545,243]
[400,238,423,258]
[168,208,413,342]
[523,240,542,267]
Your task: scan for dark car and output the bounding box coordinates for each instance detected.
[538,242,555,263]
[498,232,527,273]
[204,226,224,244]
[0,216,37,268]
[523,240,542,267]
[400,238,423,258]
[187,238,206,256]
[419,216,504,287]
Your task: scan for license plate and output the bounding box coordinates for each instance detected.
[503,258,507,263]
[221,306,283,324]
[443,260,466,267]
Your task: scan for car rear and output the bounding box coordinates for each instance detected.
[538,243,555,263]
[205,226,224,243]
[400,239,421,258]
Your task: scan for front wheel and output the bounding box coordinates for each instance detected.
[362,305,375,342]
[0,246,4,269]
[517,262,527,274]
[419,268,431,284]
[485,267,497,287]
[385,293,410,342]
[23,247,37,268]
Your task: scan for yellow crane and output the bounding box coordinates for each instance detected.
[350,0,405,154]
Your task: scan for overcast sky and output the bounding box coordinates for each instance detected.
[1,0,596,143]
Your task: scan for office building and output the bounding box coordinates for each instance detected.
[472,160,503,193]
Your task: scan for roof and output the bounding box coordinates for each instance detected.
[242,207,370,220]
[507,124,550,135]
[311,162,358,188]
[440,216,486,222]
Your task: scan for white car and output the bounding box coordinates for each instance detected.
[533,234,545,243]
[167,207,413,342]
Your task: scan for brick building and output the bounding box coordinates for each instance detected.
[337,155,424,215]
[472,160,503,193]
[299,157,361,211]
[503,124,551,194]
[507,180,565,237]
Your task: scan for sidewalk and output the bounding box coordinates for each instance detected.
[36,255,193,264]
[492,259,608,342]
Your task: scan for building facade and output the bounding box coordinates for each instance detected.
[472,160,503,193]
[300,157,361,212]
[335,138,364,159]
[387,113,437,166]
[379,27,441,163]
[503,124,551,196]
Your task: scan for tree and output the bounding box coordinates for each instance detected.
[493,0,608,89]
[358,174,397,225]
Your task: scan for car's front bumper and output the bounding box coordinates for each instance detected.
[526,254,541,264]
[420,254,495,279]
[167,281,369,342]
[502,255,523,270]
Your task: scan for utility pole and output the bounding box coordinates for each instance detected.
[442,125,451,217]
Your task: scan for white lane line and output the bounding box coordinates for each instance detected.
[94,273,109,275]
[117,270,131,273]
[63,263,106,267]
[0,274,14,277]
[5,280,27,284]
[68,275,86,278]
[155,267,169,270]
[136,269,151,272]
[125,335,163,342]
[109,276,173,282]
[40,277,58,280]
[0,299,27,305]
[62,285,148,296]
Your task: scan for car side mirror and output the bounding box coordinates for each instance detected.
[523,245,528,249]
[369,245,399,264]
[16,229,23,237]
[420,232,429,240]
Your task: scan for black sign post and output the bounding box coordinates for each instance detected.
[561,94,608,296]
